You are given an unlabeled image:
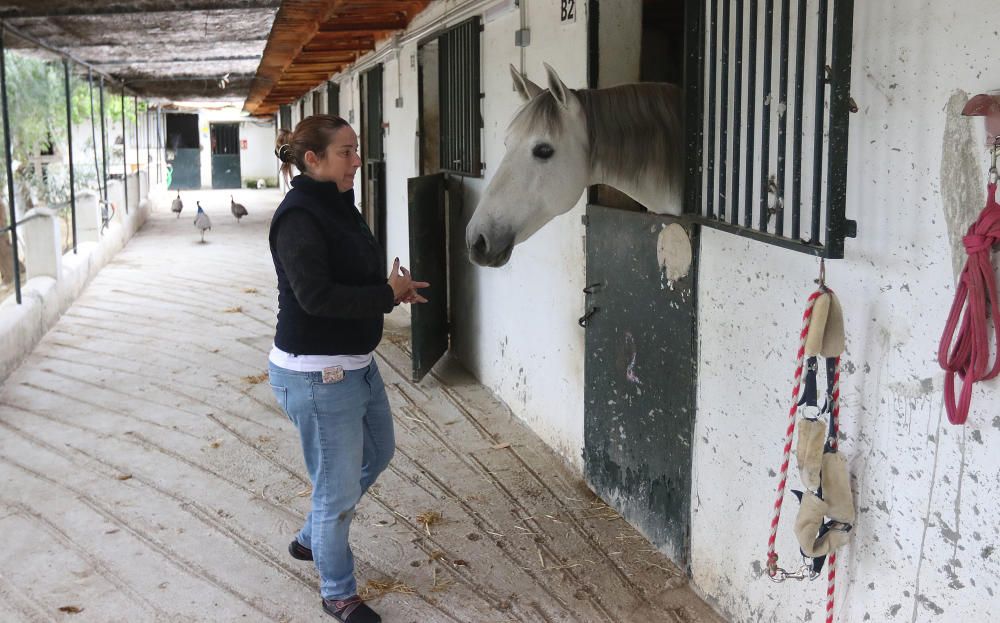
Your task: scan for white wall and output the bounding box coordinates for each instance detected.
[690,2,1000,622]
[382,45,421,269]
[239,118,277,183]
[453,0,590,465]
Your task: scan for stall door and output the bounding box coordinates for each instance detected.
[583,205,699,566]
[165,113,200,190]
[407,173,454,382]
[210,122,241,189]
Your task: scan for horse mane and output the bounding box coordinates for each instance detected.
[578,83,683,189]
[511,83,683,190]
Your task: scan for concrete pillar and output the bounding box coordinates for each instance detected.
[126,173,140,212]
[76,190,101,243]
[22,207,61,280]
[107,180,125,223]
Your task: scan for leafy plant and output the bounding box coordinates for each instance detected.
[0,50,143,206]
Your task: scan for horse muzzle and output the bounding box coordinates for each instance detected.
[468,230,515,268]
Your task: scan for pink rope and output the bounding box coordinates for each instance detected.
[938,181,1000,425]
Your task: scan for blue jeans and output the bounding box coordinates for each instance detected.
[268,359,395,600]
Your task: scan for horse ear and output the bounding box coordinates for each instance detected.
[510,64,543,102]
[543,62,575,109]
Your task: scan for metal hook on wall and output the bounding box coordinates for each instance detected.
[959,93,1000,183]
[990,135,1000,184]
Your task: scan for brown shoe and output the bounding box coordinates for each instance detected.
[322,595,381,622]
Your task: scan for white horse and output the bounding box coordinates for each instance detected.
[466,63,684,267]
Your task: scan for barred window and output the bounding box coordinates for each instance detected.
[438,17,482,176]
[363,65,384,161]
[279,105,291,131]
[328,82,340,116]
[685,0,857,258]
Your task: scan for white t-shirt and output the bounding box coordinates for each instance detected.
[268,344,373,372]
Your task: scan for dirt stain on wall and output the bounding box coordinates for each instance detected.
[940,90,986,279]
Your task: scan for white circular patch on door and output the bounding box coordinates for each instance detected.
[656,223,692,283]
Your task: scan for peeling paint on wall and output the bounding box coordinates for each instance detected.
[656,223,692,284]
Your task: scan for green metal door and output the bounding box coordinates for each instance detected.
[407,173,450,382]
[210,122,241,189]
[583,205,699,566]
[166,113,200,190]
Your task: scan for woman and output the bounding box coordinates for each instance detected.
[268,115,428,623]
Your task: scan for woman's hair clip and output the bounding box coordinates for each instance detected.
[276,143,293,162]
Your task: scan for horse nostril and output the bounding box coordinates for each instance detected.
[472,234,489,258]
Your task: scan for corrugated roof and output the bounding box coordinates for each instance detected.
[0,0,280,101]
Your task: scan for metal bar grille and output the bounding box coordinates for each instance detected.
[99,76,107,204]
[0,25,21,304]
[1,24,138,304]
[327,82,340,116]
[134,95,140,184]
[364,65,383,161]
[743,0,757,228]
[689,0,856,258]
[121,89,128,214]
[156,106,162,183]
[64,59,77,255]
[438,17,481,177]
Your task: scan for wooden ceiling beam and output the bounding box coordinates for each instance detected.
[317,17,406,32]
[243,0,350,114]
[311,29,398,42]
[295,49,363,58]
[301,40,374,52]
[244,0,431,114]
[287,58,352,66]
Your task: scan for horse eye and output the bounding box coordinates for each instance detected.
[532,143,554,160]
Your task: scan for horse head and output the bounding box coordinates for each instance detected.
[467,63,590,267]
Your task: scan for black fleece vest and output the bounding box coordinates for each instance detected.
[268,176,386,355]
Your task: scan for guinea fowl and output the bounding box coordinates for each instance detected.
[230,195,248,223]
[171,191,183,218]
[194,202,212,242]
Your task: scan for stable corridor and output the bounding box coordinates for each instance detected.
[0,190,721,622]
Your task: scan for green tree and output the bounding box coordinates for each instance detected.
[1,50,143,284]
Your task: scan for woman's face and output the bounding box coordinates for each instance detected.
[306,125,362,192]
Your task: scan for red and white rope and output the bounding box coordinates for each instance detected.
[766,290,843,623]
[826,552,837,623]
[766,289,823,576]
[826,355,842,623]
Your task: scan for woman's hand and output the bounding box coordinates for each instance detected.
[388,258,430,304]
